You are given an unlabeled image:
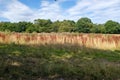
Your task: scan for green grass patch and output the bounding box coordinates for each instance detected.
[0,43,120,80]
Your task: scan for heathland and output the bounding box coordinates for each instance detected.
[0,32,120,80]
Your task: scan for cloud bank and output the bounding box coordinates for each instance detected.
[0,0,120,23]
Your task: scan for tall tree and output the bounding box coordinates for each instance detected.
[76,17,93,33]
[58,20,76,32]
[50,20,60,32]
[34,19,52,32]
[104,20,120,34]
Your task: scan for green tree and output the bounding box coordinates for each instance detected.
[90,24,105,33]
[25,22,38,33]
[34,19,52,32]
[16,22,32,32]
[76,17,93,33]
[104,20,120,34]
[58,20,76,32]
[0,22,7,31]
[50,20,60,32]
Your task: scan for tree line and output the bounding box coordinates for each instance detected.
[0,17,120,34]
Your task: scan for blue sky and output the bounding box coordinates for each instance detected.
[0,0,120,23]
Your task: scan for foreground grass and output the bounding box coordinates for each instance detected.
[0,43,120,80]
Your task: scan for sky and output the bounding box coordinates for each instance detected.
[0,0,120,23]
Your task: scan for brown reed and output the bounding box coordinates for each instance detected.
[0,32,120,50]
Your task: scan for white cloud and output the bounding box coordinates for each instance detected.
[0,0,34,22]
[0,0,65,22]
[0,0,120,23]
[67,0,120,23]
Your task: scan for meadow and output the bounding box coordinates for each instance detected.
[0,32,120,80]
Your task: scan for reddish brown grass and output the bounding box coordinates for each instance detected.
[0,32,120,50]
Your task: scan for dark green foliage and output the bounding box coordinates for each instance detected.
[104,20,120,34]
[0,22,12,32]
[76,17,93,33]
[90,24,106,33]
[50,20,60,32]
[0,17,120,33]
[0,22,33,32]
[16,22,32,32]
[26,24,39,33]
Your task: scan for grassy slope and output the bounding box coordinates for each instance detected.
[0,43,120,80]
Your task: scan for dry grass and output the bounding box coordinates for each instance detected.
[0,32,120,50]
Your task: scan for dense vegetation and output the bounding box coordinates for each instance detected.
[0,17,120,33]
[0,43,120,80]
[0,17,120,80]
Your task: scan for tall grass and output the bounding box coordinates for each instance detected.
[0,32,120,50]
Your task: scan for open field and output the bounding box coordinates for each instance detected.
[0,32,120,80]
